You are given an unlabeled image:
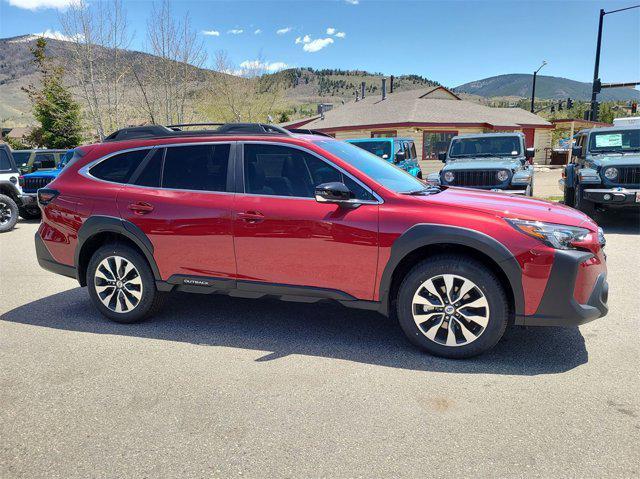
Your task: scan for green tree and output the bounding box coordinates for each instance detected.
[23,38,83,148]
[278,111,290,123]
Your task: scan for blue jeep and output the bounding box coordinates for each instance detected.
[344,137,423,178]
[427,132,535,196]
[18,149,74,219]
[561,125,640,216]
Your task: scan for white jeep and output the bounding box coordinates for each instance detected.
[0,143,24,232]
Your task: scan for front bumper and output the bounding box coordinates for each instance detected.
[19,193,38,207]
[583,187,640,206]
[515,249,608,327]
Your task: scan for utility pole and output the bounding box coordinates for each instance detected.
[530,61,547,113]
[589,4,640,121]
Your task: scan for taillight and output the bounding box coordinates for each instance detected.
[18,176,24,186]
[37,188,59,206]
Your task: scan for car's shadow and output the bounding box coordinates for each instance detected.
[1,288,588,376]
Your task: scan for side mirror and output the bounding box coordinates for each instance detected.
[572,145,582,159]
[315,182,355,205]
[394,151,405,163]
[525,148,535,159]
[438,152,447,162]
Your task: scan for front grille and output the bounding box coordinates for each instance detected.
[616,166,640,185]
[448,170,500,187]
[22,176,54,192]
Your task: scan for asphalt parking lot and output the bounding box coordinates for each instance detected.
[1,209,639,477]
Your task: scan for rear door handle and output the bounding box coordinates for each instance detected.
[237,211,264,223]
[128,202,154,214]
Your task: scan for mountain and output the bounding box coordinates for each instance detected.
[0,34,441,126]
[455,74,640,101]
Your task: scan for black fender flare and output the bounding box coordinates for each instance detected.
[564,163,577,188]
[0,180,21,201]
[378,223,524,317]
[75,215,161,285]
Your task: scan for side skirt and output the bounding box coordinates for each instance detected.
[156,274,385,315]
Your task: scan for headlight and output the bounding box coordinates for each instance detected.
[603,167,618,180]
[506,219,590,250]
[443,171,455,182]
[496,170,509,182]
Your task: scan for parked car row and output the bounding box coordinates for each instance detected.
[32,123,609,359]
[0,146,74,230]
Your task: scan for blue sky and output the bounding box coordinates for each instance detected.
[1,0,639,88]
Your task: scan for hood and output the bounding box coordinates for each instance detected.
[417,187,595,230]
[23,169,61,179]
[590,154,640,166]
[443,157,522,171]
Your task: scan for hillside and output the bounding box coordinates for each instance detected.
[0,34,440,126]
[455,74,640,101]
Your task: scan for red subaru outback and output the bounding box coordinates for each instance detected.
[35,124,608,358]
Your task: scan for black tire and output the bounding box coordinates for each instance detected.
[575,185,596,217]
[564,183,576,207]
[0,194,19,233]
[396,255,509,359]
[86,243,164,323]
[18,206,41,220]
[526,183,534,197]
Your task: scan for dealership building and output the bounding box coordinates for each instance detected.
[285,85,554,163]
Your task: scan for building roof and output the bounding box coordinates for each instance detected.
[284,87,553,131]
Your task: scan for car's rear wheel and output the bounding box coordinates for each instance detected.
[396,256,509,358]
[87,244,164,323]
[0,194,19,233]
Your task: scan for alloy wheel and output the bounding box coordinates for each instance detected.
[411,274,489,347]
[0,202,12,226]
[94,256,143,313]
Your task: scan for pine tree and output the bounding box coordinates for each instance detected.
[23,38,83,149]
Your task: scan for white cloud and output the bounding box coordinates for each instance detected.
[7,0,74,10]
[326,27,336,35]
[295,34,311,44]
[345,0,359,4]
[32,29,84,42]
[228,29,243,34]
[276,27,292,35]
[202,30,220,36]
[335,31,346,38]
[239,60,289,73]
[303,37,334,53]
[254,29,262,34]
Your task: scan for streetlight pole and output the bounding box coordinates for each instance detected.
[589,4,640,121]
[530,61,547,113]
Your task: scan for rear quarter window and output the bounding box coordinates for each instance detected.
[90,149,150,184]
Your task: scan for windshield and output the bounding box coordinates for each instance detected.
[316,140,426,193]
[12,152,30,167]
[589,129,640,153]
[348,140,392,160]
[449,136,521,158]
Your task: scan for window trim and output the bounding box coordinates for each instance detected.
[238,141,383,204]
[80,142,237,195]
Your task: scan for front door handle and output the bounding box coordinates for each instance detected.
[128,202,154,215]
[237,211,264,223]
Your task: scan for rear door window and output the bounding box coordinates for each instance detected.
[90,149,150,183]
[162,144,230,192]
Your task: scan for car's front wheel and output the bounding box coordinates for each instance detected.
[396,256,509,358]
[18,206,41,220]
[87,244,164,323]
[0,194,19,233]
